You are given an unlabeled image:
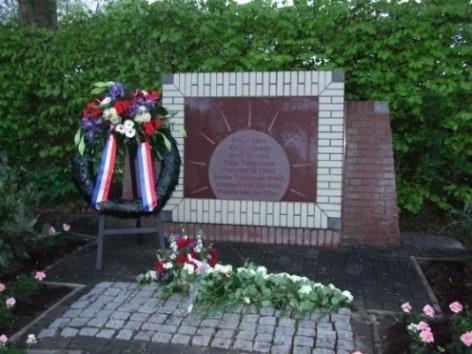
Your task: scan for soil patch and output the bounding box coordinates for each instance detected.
[419,259,472,312]
[2,238,90,282]
[0,284,72,336]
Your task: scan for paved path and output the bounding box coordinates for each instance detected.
[35,282,356,354]
[13,215,469,353]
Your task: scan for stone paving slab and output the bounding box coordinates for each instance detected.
[37,282,356,353]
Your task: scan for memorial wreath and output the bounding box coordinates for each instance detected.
[72,82,181,218]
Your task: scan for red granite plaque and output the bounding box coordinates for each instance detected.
[184,97,318,202]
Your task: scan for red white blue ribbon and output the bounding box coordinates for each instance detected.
[92,134,158,212]
[92,134,117,209]
[137,141,158,212]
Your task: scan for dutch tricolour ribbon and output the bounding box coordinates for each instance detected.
[137,141,158,211]
[92,134,158,211]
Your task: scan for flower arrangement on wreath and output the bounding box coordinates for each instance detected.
[73,82,177,212]
[137,231,354,318]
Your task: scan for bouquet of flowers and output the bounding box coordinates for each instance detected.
[74,81,171,156]
[137,231,219,288]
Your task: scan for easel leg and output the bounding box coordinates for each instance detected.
[136,218,143,245]
[155,214,166,250]
[96,214,105,270]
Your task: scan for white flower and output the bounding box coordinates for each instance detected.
[115,124,125,134]
[100,97,112,106]
[182,263,194,275]
[169,254,176,260]
[124,127,136,138]
[289,275,303,282]
[243,297,251,304]
[342,290,353,303]
[163,262,173,270]
[248,269,256,276]
[257,266,267,274]
[135,112,151,124]
[103,107,118,121]
[407,323,418,332]
[146,271,157,280]
[299,285,312,295]
[215,264,232,273]
[124,120,134,129]
[137,105,147,114]
[328,284,336,290]
[26,334,37,346]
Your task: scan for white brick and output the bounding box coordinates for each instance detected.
[320,103,344,111]
[317,189,342,196]
[330,153,343,161]
[331,111,344,118]
[318,160,343,168]
[319,146,342,153]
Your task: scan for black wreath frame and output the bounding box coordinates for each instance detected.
[72,130,181,218]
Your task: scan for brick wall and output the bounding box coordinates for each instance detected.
[342,101,400,245]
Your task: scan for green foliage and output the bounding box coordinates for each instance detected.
[0,153,40,270]
[0,0,470,212]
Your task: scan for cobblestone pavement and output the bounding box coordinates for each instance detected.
[37,282,358,354]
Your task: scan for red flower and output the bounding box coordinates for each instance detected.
[114,100,131,117]
[154,260,164,272]
[208,248,218,259]
[143,122,155,136]
[152,119,162,130]
[176,255,187,265]
[190,251,200,260]
[176,238,191,249]
[83,101,102,119]
[208,257,218,267]
[146,91,160,101]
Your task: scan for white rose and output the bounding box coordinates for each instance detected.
[257,266,267,274]
[135,112,151,124]
[138,105,147,114]
[146,271,157,280]
[124,127,136,138]
[26,334,37,345]
[342,290,353,303]
[103,107,118,120]
[163,262,173,270]
[183,263,194,274]
[299,285,312,295]
[170,254,176,260]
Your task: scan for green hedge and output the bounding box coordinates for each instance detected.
[0,0,470,212]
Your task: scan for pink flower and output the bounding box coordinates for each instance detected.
[62,223,71,232]
[48,226,56,235]
[449,301,463,314]
[401,302,412,313]
[417,321,430,331]
[419,329,434,343]
[5,297,15,308]
[34,271,46,281]
[352,352,363,354]
[460,331,472,347]
[0,283,5,293]
[423,304,435,317]
[0,334,7,345]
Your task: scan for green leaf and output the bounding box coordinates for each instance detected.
[159,132,172,151]
[179,126,187,138]
[74,128,82,146]
[78,136,85,156]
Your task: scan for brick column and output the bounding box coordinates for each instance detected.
[342,101,400,245]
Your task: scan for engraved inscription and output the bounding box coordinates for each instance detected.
[208,130,290,201]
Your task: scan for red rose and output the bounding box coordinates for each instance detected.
[208,248,218,259]
[176,255,187,265]
[83,101,102,119]
[153,119,162,130]
[208,257,218,267]
[154,260,164,272]
[190,251,200,260]
[176,238,191,249]
[114,100,131,117]
[146,91,160,101]
[143,122,155,136]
